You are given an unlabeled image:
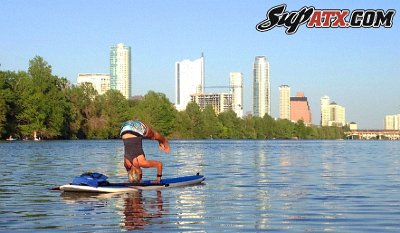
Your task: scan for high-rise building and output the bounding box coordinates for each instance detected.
[229,72,243,118]
[320,96,346,127]
[279,85,290,120]
[320,96,331,126]
[191,93,232,115]
[253,56,270,117]
[77,73,110,95]
[329,102,346,127]
[110,43,131,99]
[385,114,400,130]
[290,92,311,124]
[175,54,204,111]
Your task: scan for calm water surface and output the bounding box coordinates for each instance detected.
[1,140,400,232]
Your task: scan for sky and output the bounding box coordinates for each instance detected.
[1,0,399,129]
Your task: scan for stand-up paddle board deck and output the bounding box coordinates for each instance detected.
[58,174,205,193]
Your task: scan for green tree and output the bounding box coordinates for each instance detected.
[137,91,177,136]
[94,90,130,138]
[262,114,275,139]
[126,97,142,119]
[173,110,193,138]
[185,102,205,138]
[218,110,244,138]
[0,71,20,138]
[65,83,97,139]
[253,116,266,139]
[311,126,345,139]
[294,120,311,139]
[202,105,223,138]
[274,119,294,139]
[242,115,257,139]
[16,56,68,139]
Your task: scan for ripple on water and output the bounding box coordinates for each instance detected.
[1,140,400,232]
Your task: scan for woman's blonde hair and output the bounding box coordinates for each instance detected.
[128,167,140,183]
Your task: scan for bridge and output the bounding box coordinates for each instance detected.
[345,130,400,140]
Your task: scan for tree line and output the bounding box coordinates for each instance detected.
[0,56,347,140]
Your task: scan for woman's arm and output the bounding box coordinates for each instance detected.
[144,125,170,153]
[138,159,163,183]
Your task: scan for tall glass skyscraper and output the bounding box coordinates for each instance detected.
[253,56,270,117]
[175,54,204,111]
[110,43,131,99]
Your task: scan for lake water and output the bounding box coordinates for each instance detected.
[1,140,400,232]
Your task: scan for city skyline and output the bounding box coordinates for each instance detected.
[1,1,398,129]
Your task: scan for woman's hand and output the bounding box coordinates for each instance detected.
[159,140,170,153]
[151,177,161,183]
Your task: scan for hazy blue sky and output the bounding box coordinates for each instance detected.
[1,0,399,129]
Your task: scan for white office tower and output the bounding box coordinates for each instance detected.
[77,73,110,95]
[320,96,346,127]
[320,96,331,126]
[385,114,400,130]
[279,85,290,120]
[253,56,270,117]
[175,55,204,111]
[329,102,346,127]
[229,72,243,118]
[110,43,131,99]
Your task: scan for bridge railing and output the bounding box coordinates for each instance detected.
[345,130,400,140]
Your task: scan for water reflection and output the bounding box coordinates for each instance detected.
[60,192,112,209]
[122,191,164,230]
[60,191,164,231]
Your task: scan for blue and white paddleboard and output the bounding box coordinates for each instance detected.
[58,174,205,193]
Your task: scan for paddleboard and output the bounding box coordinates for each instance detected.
[58,174,205,193]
